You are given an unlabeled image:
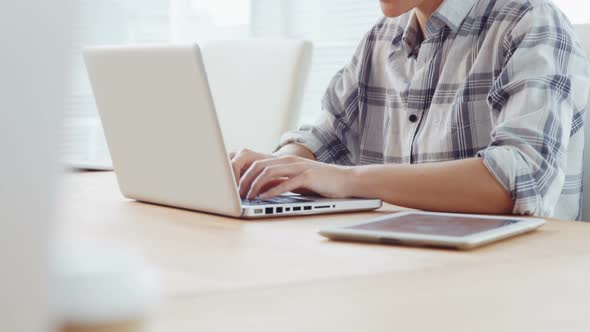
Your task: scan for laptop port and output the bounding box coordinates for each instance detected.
[254,209,263,214]
[314,205,330,209]
[293,206,301,211]
[265,207,274,215]
[285,207,291,212]
[276,207,283,213]
[304,206,312,211]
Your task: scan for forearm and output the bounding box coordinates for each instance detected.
[349,158,514,214]
[274,143,316,161]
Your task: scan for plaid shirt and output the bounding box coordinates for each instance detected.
[278,0,590,220]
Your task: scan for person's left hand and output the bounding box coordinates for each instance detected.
[238,155,354,200]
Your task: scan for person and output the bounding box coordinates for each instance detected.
[231,0,590,220]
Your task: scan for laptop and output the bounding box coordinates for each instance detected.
[83,44,382,218]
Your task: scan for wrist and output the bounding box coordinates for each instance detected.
[344,165,389,199]
[274,143,316,160]
[340,166,365,198]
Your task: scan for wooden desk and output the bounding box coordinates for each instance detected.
[57,172,590,331]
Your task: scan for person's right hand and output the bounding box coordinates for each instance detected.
[229,148,276,187]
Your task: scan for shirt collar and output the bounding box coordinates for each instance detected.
[425,0,478,37]
[401,0,477,57]
[401,14,424,58]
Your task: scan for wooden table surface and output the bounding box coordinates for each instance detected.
[56,171,590,331]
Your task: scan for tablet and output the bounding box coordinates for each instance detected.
[318,211,545,250]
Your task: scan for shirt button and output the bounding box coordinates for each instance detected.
[409,114,418,123]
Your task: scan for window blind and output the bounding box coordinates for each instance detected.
[62,0,250,163]
[252,0,381,124]
[63,0,171,162]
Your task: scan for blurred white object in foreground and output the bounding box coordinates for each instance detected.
[56,248,162,331]
[0,1,72,332]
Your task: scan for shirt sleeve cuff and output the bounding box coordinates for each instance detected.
[477,146,550,217]
[274,129,325,160]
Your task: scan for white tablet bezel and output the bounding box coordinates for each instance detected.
[318,211,546,250]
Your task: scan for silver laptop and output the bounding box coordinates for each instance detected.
[83,44,382,218]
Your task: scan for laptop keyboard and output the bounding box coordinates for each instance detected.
[241,196,315,206]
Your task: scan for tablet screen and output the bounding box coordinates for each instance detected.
[347,213,523,237]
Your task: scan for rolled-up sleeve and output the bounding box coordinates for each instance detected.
[478,4,590,217]
[275,26,374,165]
